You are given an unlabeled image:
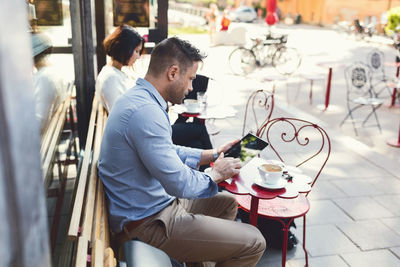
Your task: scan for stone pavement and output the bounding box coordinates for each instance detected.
[174,24,400,266]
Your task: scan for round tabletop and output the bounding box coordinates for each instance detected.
[219,157,311,200]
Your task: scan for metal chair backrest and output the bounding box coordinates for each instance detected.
[257,117,331,195]
[344,62,374,99]
[367,49,385,78]
[242,89,274,136]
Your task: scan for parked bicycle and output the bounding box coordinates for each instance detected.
[228,33,302,76]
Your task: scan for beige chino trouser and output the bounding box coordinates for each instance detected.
[122,192,266,267]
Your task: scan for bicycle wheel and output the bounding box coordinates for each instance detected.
[272,47,302,75]
[229,48,257,75]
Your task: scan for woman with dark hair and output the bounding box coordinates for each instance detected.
[96,25,145,111]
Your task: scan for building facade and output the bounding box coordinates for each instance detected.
[235,0,400,25]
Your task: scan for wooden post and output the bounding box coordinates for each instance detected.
[70,0,96,148]
[0,1,51,266]
[95,0,106,74]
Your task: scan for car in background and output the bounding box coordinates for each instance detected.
[228,6,257,23]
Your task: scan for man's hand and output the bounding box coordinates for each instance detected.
[217,139,240,154]
[210,152,241,184]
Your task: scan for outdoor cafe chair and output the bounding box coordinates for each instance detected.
[235,117,331,267]
[367,49,393,98]
[340,62,384,136]
[242,89,275,137]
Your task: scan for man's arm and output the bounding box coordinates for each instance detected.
[126,105,218,198]
[198,139,240,166]
[199,139,242,184]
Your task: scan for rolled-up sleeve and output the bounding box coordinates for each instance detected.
[125,104,218,199]
[174,145,203,169]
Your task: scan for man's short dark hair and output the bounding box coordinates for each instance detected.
[147,37,206,77]
[103,25,145,65]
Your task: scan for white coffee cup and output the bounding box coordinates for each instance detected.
[184,99,200,113]
[258,163,283,184]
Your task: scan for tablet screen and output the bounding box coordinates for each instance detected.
[224,133,269,165]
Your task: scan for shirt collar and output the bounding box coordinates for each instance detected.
[136,78,168,111]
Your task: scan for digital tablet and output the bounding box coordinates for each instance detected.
[224,133,269,165]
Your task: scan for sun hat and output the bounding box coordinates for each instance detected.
[31,33,52,57]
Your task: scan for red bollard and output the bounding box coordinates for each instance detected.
[390,66,400,107]
[387,122,400,148]
[325,68,333,110]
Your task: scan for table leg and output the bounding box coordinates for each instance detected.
[249,197,259,226]
[390,66,400,107]
[281,224,289,267]
[324,68,332,110]
[387,121,400,148]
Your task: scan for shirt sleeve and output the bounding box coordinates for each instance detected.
[125,104,218,199]
[173,145,203,169]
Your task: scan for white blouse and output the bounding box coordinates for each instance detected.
[34,66,67,133]
[95,65,136,112]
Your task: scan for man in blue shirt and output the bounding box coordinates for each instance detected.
[98,37,265,267]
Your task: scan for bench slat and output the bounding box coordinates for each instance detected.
[42,95,72,187]
[100,109,111,247]
[91,239,104,267]
[75,236,89,267]
[81,101,105,241]
[68,97,99,239]
[41,101,64,160]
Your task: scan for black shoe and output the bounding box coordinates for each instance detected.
[287,231,298,250]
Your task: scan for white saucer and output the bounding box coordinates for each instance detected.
[254,178,287,189]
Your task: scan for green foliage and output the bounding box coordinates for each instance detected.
[385,7,400,35]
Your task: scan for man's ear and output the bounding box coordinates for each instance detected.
[167,65,179,81]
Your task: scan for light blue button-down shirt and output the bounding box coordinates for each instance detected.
[98,78,218,233]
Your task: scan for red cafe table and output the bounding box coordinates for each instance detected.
[218,157,311,267]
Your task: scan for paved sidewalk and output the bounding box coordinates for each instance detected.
[176,25,400,266]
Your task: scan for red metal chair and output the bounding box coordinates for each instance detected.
[242,89,275,137]
[236,117,331,267]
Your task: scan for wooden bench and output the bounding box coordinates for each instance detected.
[67,96,181,267]
[40,81,79,249]
[68,96,116,267]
